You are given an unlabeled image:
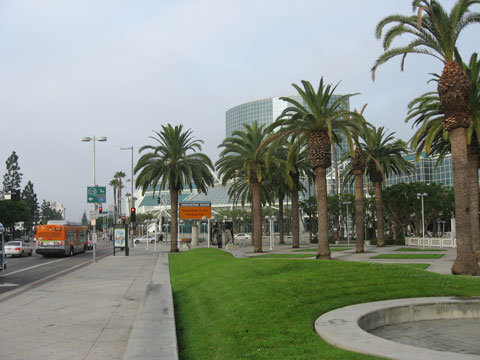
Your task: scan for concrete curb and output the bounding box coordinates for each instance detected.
[123,252,179,360]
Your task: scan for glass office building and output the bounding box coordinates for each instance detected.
[226,95,349,191]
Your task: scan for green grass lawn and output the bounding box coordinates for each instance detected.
[371,253,444,259]
[169,248,480,359]
[395,247,448,252]
[294,247,352,252]
[252,253,316,259]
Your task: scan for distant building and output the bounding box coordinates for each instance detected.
[49,200,65,219]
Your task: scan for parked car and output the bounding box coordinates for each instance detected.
[5,240,33,257]
[133,235,156,244]
[234,233,251,241]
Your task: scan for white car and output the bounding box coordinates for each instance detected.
[234,233,251,241]
[5,240,33,257]
[133,235,156,244]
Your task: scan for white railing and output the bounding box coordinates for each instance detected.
[405,237,456,248]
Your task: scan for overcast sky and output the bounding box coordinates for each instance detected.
[0,0,478,222]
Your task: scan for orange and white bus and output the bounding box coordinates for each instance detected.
[36,220,88,257]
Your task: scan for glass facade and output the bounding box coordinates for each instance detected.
[325,152,455,196]
[225,95,349,138]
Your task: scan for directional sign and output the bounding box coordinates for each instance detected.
[87,186,107,203]
[179,202,211,219]
[0,222,4,234]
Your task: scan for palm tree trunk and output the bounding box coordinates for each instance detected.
[354,171,364,253]
[467,145,480,256]
[374,181,385,247]
[251,182,263,253]
[170,188,179,253]
[278,196,284,245]
[292,189,299,248]
[113,186,117,220]
[450,128,478,275]
[315,167,331,259]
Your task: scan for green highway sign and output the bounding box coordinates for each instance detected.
[87,186,106,203]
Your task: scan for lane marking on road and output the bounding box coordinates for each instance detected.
[29,253,111,286]
[0,258,68,277]
[0,283,19,287]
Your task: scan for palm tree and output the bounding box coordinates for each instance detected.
[114,171,126,214]
[408,53,480,257]
[372,0,480,274]
[342,105,370,253]
[264,78,360,259]
[284,140,311,248]
[135,124,214,252]
[360,126,415,247]
[216,122,271,252]
[109,178,119,219]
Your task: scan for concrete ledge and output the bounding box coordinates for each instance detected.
[123,253,179,360]
[315,297,480,360]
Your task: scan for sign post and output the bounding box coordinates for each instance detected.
[0,223,5,271]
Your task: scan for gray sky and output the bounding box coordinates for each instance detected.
[0,0,478,222]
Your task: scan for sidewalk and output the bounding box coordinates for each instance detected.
[223,241,458,275]
[0,246,178,360]
[0,239,460,360]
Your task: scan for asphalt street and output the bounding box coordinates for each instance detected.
[0,242,113,296]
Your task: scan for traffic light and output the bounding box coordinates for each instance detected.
[157,196,161,204]
[99,206,103,214]
[130,207,136,223]
[122,216,126,224]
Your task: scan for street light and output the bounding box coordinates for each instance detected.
[417,193,428,249]
[343,201,352,245]
[81,135,107,262]
[265,215,276,250]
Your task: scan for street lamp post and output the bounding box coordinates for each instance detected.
[81,136,107,262]
[343,201,352,245]
[417,193,428,249]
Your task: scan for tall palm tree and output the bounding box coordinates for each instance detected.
[284,140,311,248]
[360,126,415,247]
[216,122,271,252]
[114,171,126,214]
[109,178,119,219]
[264,78,360,259]
[135,124,214,252]
[342,105,370,253]
[408,53,480,256]
[372,0,480,274]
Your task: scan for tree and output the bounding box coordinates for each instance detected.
[216,122,272,252]
[407,53,480,256]
[372,0,480,274]
[0,200,30,231]
[3,151,23,193]
[21,180,39,231]
[114,171,126,214]
[360,126,415,246]
[109,178,119,218]
[300,196,317,243]
[39,200,63,224]
[81,211,88,226]
[265,78,360,259]
[342,107,371,253]
[135,124,214,252]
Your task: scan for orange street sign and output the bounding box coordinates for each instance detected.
[179,202,211,219]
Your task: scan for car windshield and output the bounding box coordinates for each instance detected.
[7,241,20,246]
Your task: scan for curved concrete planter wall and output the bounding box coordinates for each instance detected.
[315,297,480,360]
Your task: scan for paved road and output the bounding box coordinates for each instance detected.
[0,242,113,296]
